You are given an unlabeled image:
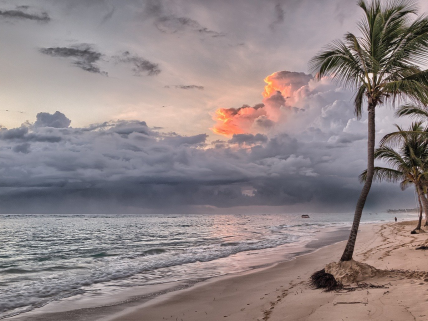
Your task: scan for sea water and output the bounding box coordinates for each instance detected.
[0,212,416,318]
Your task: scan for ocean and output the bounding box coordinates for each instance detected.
[0,212,416,319]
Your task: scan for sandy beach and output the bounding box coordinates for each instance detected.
[102,220,428,321]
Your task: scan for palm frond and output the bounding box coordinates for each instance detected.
[380,122,428,147]
[395,104,428,119]
[309,39,365,89]
[374,146,409,169]
[354,85,367,119]
[400,179,413,190]
[359,166,403,183]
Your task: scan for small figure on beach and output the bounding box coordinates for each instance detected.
[395,217,397,222]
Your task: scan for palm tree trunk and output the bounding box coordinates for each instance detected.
[415,188,423,230]
[340,103,376,262]
[419,190,428,227]
[424,191,428,227]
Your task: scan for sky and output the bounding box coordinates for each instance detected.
[0,0,427,214]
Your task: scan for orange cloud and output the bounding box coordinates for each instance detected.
[211,71,313,137]
[211,104,266,136]
[263,71,312,101]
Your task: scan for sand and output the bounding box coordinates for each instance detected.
[103,221,428,321]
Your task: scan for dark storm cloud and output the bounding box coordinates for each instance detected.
[0,127,28,140]
[107,120,151,136]
[114,51,161,76]
[0,108,412,213]
[13,143,30,154]
[255,116,274,128]
[0,9,50,22]
[328,133,366,145]
[229,134,268,145]
[34,111,71,128]
[40,44,106,75]
[164,134,208,146]
[0,126,62,143]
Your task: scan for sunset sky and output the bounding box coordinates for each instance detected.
[0,0,427,213]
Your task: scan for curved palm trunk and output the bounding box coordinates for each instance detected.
[418,190,428,227]
[340,103,376,262]
[415,189,423,231]
[424,191,428,227]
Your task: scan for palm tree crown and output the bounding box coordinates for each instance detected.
[362,123,428,188]
[311,0,428,115]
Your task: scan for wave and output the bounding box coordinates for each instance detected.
[0,234,301,317]
[141,248,167,256]
[1,212,405,319]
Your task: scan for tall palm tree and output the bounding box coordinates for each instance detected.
[310,0,428,261]
[361,122,428,231]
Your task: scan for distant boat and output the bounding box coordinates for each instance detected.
[301,215,310,218]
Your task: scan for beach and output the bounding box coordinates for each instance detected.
[4,212,396,320]
[105,222,428,321]
[104,220,428,321]
[11,218,428,321]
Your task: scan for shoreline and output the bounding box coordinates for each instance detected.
[11,218,424,321]
[10,224,354,321]
[109,220,428,321]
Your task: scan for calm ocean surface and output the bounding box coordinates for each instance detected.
[0,212,416,318]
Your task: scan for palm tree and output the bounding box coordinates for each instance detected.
[380,120,428,225]
[395,104,428,226]
[310,0,428,261]
[361,122,428,231]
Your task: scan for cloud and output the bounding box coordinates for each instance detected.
[34,111,71,128]
[105,120,151,136]
[0,126,62,143]
[0,104,413,214]
[212,71,314,136]
[0,8,50,22]
[228,133,268,146]
[155,15,224,37]
[114,51,161,76]
[164,133,208,146]
[212,103,267,136]
[143,0,224,38]
[174,85,204,90]
[262,71,313,101]
[0,68,416,213]
[255,115,275,128]
[40,44,106,75]
[0,127,29,140]
[270,3,285,30]
[13,143,30,154]
[101,6,115,24]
